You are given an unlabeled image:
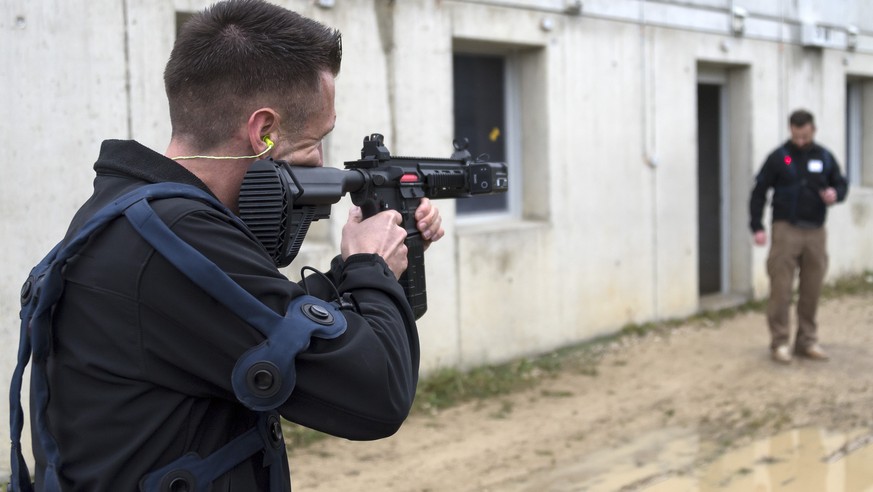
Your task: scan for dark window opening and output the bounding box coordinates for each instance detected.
[453,54,509,215]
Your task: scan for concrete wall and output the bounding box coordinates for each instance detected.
[3,0,873,476]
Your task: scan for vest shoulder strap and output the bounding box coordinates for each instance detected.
[10,181,344,491]
[9,183,346,492]
[10,184,233,491]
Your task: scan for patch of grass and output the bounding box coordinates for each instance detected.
[689,298,768,328]
[821,270,873,299]
[620,321,659,337]
[413,354,567,414]
[621,315,693,337]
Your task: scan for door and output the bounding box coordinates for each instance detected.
[697,82,728,295]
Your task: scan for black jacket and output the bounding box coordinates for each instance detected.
[749,140,848,232]
[33,140,419,491]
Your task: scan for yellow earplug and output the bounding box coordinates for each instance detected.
[262,135,274,148]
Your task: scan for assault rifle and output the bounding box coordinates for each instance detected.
[238,133,509,318]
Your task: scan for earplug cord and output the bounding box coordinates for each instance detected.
[171,137,274,161]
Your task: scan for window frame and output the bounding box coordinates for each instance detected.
[453,51,524,225]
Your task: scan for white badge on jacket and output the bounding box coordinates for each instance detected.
[808,159,824,173]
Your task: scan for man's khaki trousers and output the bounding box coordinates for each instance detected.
[766,221,828,351]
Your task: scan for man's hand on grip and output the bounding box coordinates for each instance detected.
[342,207,408,279]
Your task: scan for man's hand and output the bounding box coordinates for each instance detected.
[819,187,837,206]
[415,198,445,250]
[753,230,767,246]
[341,207,408,279]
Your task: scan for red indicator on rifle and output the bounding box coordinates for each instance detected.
[400,173,419,183]
[784,155,792,165]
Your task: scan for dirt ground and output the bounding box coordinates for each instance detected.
[287,291,873,491]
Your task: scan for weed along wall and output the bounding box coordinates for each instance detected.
[3,0,873,476]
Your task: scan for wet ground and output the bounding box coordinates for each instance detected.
[289,292,873,492]
[513,427,873,491]
[650,427,873,491]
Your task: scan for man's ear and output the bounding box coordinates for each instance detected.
[247,108,280,154]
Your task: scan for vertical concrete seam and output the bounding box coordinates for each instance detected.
[778,0,786,140]
[122,0,133,139]
[640,0,660,320]
[375,0,398,150]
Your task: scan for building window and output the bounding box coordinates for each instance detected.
[453,53,519,218]
[846,77,873,187]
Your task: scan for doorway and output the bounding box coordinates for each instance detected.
[697,64,753,309]
[697,80,729,296]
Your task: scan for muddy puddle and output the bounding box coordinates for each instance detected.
[514,427,873,491]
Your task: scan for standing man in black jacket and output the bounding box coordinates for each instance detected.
[749,109,848,364]
[27,0,444,490]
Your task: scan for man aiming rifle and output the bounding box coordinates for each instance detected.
[8,1,499,490]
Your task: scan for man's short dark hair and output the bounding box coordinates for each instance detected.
[789,109,815,128]
[164,0,342,149]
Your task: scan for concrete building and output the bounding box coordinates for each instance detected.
[2,0,873,476]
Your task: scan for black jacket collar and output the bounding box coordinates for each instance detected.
[94,139,212,194]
